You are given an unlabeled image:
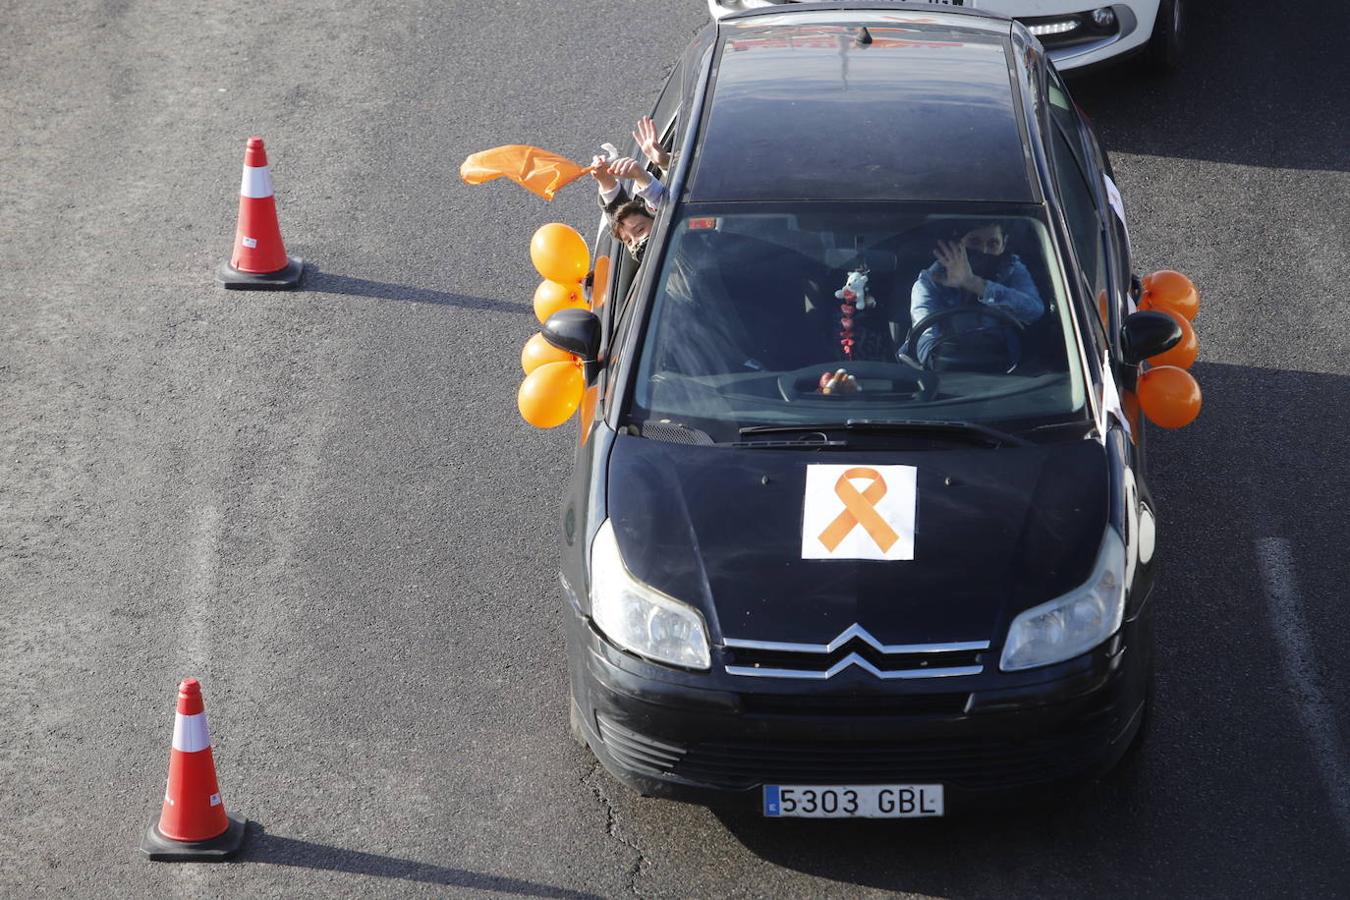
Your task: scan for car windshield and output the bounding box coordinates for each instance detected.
[627,204,1089,443]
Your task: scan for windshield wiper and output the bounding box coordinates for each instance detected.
[1026,419,1098,441]
[731,431,849,450]
[738,419,1033,448]
[635,420,849,449]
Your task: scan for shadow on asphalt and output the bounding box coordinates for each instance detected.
[240,824,602,899]
[704,361,1350,896]
[306,268,530,315]
[707,727,1156,895]
[1067,0,1348,172]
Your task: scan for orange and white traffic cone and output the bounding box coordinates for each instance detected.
[217,136,303,289]
[141,678,247,860]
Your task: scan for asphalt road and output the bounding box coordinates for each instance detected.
[2,1,1348,897]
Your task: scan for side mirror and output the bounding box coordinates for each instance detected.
[543,308,602,362]
[1120,311,1182,366]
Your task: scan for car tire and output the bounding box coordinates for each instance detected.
[1142,0,1183,74]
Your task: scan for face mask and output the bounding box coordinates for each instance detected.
[966,249,1003,280]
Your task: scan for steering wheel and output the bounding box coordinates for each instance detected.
[777,359,938,403]
[904,304,1026,374]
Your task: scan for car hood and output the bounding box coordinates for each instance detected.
[604,433,1108,646]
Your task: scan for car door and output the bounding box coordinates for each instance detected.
[1044,66,1154,482]
[1043,71,1158,608]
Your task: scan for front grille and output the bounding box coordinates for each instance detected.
[596,715,687,775]
[675,715,1119,790]
[596,709,1120,791]
[739,691,969,717]
[723,624,990,680]
[727,645,984,675]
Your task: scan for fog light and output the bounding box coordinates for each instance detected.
[1092,7,1116,27]
[1027,19,1080,37]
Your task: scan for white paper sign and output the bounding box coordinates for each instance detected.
[802,464,917,561]
[1103,173,1129,240]
[1100,359,1132,440]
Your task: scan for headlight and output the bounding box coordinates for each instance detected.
[1000,528,1126,672]
[590,520,711,670]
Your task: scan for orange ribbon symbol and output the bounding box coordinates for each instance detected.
[818,467,900,553]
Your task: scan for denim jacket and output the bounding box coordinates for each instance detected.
[908,255,1045,365]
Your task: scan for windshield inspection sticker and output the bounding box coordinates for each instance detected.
[802,464,916,561]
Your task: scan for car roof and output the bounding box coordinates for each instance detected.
[687,10,1036,205]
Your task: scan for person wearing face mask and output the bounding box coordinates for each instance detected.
[590,154,665,262]
[587,118,676,263]
[608,199,654,262]
[907,222,1044,369]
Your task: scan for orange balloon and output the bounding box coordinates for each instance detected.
[533,279,587,324]
[578,384,601,445]
[530,223,589,284]
[590,255,611,310]
[521,332,576,374]
[1150,310,1199,369]
[1138,365,1202,429]
[517,360,584,428]
[1140,270,1199,321]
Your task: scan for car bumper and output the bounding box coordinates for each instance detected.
[1009,2,1160,70]
[566,600,1152,812]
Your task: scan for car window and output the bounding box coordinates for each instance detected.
[599,64,684,330]
[1049,124,1109,349]
[1108,213,1132,323]
[1083,235,1111,357]
[625,206,1087,442]
[643,61,684,176]
[1046,68,1084,152]
[658,120,679,175]
[603,277,644,409]
[651,62,684,137]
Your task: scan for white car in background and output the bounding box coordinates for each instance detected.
[707,0,1183,73]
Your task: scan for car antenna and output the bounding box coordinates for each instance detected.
[855,26,873,46]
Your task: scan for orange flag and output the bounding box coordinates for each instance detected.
[460,145,594,201]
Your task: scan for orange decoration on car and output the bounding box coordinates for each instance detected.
[1138,365,1202,429]
[818,468,900,553]
[530,223,590,284]
[1150,311,1198,369]
[533,279,587,324]
[589,255,611,310]
[517,360,584,429]
[1139,270,1199,321]
[521,332,576,374]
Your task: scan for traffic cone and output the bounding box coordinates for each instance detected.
[141,678,247,861]
[217,136,303,289]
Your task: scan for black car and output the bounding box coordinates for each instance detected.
[542,2,1198,817]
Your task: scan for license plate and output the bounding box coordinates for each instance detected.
[763,784,944,818]
[925,0,969,6]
